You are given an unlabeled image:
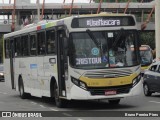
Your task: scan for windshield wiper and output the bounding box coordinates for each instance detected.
[86,29,103,56]
[86,29,101,48]
[112,28,125,48]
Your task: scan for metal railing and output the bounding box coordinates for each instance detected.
[136,17,155,22]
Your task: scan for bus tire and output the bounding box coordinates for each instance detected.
[54,83,67,108]
[108,99,120,105]
[143,83,152,96]
[19,77,28,99]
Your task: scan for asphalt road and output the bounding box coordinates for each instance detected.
[0,80,160,120]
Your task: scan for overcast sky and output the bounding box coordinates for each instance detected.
[0,0,91,3]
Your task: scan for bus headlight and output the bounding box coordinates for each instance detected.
[71,77,87,90]
[132,74,141,87]
[0,73,4,76]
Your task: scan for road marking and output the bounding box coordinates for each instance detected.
[0,92,7,95]
[50,108,59,111]
[30,102,37,105]
[31,102,59,111]
[39,105,46,108]
[62,113,72,117]
[77,118,84,120]
[149,101,160,104]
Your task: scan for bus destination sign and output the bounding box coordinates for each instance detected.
[71,16,135,28]
[87,19,120,27]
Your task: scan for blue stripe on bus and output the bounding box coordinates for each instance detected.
[30,64,37,69]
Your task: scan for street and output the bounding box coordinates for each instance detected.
[0,80,160,120]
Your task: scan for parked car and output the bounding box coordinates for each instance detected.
[0,64,4,81]
[143,61,160,96]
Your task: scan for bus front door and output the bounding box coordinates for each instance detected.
[57,29,67,97]
[10,40,15,89]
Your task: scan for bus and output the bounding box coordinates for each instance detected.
[139,45,153,75]
[3,13,142,108]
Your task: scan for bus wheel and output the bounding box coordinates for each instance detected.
[143,84,152,96]
[108,99,120,105]
[19,77,28,99]
[54,83,67,108]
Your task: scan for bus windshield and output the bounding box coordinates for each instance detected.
[140,50,153,66]
[69,30,139,69]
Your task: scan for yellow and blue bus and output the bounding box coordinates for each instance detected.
[3,13,142,108]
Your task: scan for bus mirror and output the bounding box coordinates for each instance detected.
[63,37,68,49]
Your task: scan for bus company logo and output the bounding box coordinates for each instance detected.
[2,112,11,117]
[1,112,42,118]
[91,48,99,56]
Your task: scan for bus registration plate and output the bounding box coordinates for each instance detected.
[105,90,117,95]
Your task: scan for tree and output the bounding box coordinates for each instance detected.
[140,32,155,50]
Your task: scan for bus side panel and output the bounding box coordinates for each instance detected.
[43,55,58,97]
[14,58,19,92]
[14,58,33,93]
[36,56,45,97]
[28,57,37,96]
[4,59,12,88]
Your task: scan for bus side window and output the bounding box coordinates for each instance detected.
[22,35,29,56]
[5,39,10,58]
[30,35,37,56]
[46,30,55,54]
[37,32,45,55]
[14,37,21,57]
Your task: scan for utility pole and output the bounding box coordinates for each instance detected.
[155,0,160,60]
[11,0,16,32]
[37,0,40,22]
[124,0,131,14]
[41,0,45,20]
[69,0,74,16]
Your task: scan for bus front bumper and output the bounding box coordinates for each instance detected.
[70,79,142,100]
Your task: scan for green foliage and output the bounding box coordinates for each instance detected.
[140,32,155,50]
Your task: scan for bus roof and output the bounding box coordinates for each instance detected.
[4,13,136,39]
